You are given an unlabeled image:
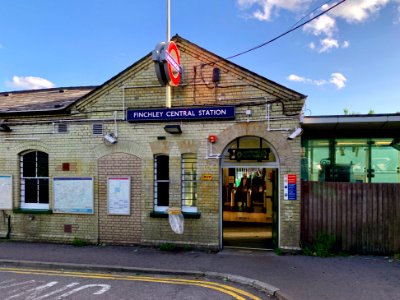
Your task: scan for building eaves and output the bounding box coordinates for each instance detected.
[0,86,97,115]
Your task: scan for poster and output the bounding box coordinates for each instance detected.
[284,174,297,200]
[53,177,94,214]
[0,175,12,210]
[108,177,130,215]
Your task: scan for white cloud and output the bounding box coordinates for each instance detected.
[5,76,55,90]
[237,0,311,21]
[330,72,347,89]
[328,0,390,23]
[238,0,395,53]
[287,74,307,82]
[342,40,350,48]
[287,74,327,86]
[287,72,346,89]
[303,14,336,37]
[395,4,400,24]
[319,38,339,52]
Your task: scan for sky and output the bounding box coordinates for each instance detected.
[0,0,399,116]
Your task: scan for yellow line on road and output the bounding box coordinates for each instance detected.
[0,267,262,300]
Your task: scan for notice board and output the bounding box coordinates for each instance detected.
[53,177,94,214]
[108,177,130,215]
[284,174,297,200]
[0,175,12,210]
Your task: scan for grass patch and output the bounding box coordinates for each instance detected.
[72,238,88,247]
[302,233,337,257]
[183,245,192,252]
[158,243,176,252]
[394,253,400,261]
[274,247,283,256]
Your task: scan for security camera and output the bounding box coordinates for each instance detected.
[287,127,303,140]
[104,133,117,144]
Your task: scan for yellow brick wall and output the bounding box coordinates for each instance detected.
[0,37,305,249]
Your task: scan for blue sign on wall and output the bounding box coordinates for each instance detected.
[127,106,235,122]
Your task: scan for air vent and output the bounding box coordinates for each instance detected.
[92,124,103,135]
[57,123,68,133]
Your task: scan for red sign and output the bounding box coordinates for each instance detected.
[288,174,296,184]
[152,41,182,87]
[164,42,181,86]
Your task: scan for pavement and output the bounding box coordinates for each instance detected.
[0,241,399,300]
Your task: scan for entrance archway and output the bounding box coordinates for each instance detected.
[221,136,279,249]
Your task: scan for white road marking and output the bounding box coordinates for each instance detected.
[31,283,80,300]
[0,280,36,289]
[5,282,58,300]
[55,284,111,298]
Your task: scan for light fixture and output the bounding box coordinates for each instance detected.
[164,124,182,134]
[287,127,303,140]
[104,133,117,144]
[0,123,11,132]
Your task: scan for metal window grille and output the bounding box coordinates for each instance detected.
[181,154,197,208]
[92,124,103,135]
[57,123,68,133]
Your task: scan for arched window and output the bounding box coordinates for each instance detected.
[20,151,49,209]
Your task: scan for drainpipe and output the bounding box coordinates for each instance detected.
[1,212,11,239]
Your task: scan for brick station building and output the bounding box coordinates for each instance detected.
[0,35,306,250]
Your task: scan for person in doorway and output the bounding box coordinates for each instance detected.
[236,172,251,210]
[251,169,265,212]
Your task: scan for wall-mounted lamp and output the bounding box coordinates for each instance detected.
[287,127,303,140]
[0,123,11,132]
[104,133,117,144]
[164,124,182,134]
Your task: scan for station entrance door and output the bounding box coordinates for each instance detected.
[221,137,279,249]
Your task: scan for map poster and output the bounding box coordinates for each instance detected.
[53,177,94,214]
[0,175,12,210]
[108,177,130,215]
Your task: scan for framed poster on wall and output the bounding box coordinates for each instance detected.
[53,177,94,214]
[0,175,12,210]
[108,177,130,215]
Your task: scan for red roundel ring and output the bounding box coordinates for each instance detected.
[164,41,181,86]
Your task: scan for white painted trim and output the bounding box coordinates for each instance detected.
[20,203,49,210]
[181,206,198,213]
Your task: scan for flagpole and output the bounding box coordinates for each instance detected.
[166,0,171,108]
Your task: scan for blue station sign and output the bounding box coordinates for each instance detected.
[127,106,235,122]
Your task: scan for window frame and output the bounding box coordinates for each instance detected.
[181,154,198,213]
[302,138,400,183]
[20,150,50,210]
[154,154,169,212]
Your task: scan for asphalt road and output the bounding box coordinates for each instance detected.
[0,266,270,300]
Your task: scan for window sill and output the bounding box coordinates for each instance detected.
[150,211,201,219]
[13,208,53,215]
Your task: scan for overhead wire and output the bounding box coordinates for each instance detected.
[191,0,347,116]
[290,0,336,30]
[225,0,347,60]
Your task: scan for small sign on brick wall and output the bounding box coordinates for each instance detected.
[284,174,297,200]
[202,174,213,181]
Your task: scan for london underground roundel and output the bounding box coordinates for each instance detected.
[163,41,182,86]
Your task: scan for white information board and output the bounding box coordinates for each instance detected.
[108,177,130,215]
[53,177,94,214]
[0,175,12,210]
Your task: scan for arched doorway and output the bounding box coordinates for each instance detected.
[221,136,279,249]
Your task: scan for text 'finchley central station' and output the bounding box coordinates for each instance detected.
[127,106,235,122]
